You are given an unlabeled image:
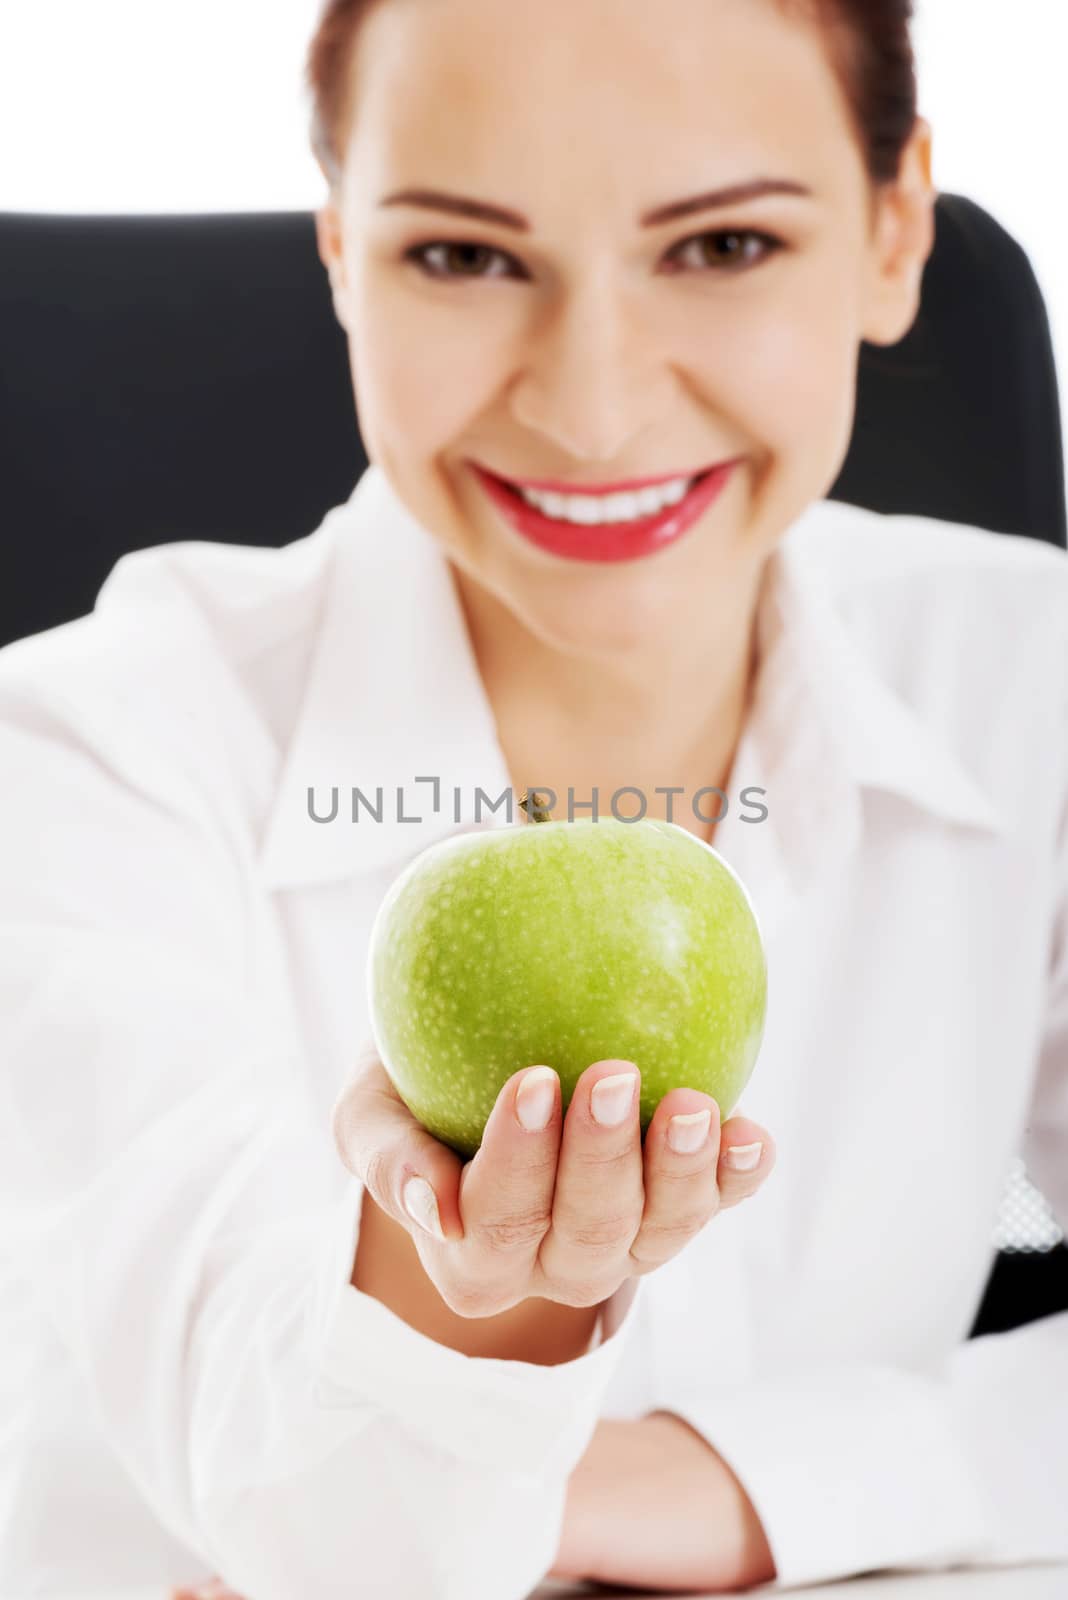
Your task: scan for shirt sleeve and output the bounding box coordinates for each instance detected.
[0,691,644,1600]
[652,723,1068,1591]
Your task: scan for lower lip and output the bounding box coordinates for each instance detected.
[471,461,740,563]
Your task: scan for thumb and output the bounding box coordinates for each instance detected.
[330,1042,467,1242]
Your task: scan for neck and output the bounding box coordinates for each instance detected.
[451,563,767,837]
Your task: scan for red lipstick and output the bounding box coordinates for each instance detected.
[471,460,740,564]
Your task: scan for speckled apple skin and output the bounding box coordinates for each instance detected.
[367,818,767,1159]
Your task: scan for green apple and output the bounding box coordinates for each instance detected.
[367,809,767,1159]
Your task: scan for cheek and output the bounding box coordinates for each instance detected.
[681,266,863,459]
[348,265,516,459]
[742,310,858,455]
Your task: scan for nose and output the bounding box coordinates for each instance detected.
[506,274,671,463]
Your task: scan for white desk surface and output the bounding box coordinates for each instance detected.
[62,1565,1068,1599]
[532,1565,1068,1599]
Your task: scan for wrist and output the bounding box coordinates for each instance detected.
[352,1189,604,1363]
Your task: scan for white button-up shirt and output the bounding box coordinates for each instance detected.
[1,464,1066,1599]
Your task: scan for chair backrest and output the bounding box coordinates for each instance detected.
[0,194,1065,654]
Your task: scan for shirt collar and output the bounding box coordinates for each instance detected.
[757,506,1005,838]
[257,466,514,889]
[256,469,1005,894]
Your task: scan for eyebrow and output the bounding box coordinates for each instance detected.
[378,177,815,233]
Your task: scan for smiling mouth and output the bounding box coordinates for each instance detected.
[469,458,740,564]
[478,465,720,527]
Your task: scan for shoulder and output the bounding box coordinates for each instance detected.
[0,509,347,830]
[795,496,1068,677]
[791,497,1068,822]
[795,495,1068,608]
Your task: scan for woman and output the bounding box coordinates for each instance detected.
[1,0,1065,1595]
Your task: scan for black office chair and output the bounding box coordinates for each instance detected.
[1,197,1066,1338]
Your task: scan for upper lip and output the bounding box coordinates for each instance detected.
[476,462,727,496]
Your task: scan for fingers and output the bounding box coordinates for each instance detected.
[458,1063,562,1253]
[329,1039,776,1329]
[536,1059,645,1306]
[331,1047,568,1320]
[428,1063,562,1316]
[630,1087,722,1272]
[330,1046,467,1243]
[717,1114,776,1207]
[633,1096,775,1272]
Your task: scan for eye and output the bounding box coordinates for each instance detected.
[403,228,783,284]
[664,228,783,274]
[405,241,523,281]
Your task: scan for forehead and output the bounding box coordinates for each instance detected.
[344,0,858,204]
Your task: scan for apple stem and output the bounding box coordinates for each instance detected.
[518,790,554,824]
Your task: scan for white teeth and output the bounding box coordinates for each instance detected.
[635,486,664,515]
[516,475,696,524]
[567,495,601,525]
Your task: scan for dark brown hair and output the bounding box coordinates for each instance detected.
[306,0,917,189]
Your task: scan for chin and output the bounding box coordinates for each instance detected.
[513,574,684,657]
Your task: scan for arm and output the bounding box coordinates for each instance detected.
[550,1413,777,1591]
[0,698,642,1600]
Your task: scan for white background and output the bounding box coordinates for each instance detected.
[0,0,1065,419]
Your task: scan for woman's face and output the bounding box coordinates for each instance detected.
[316,0,935,655]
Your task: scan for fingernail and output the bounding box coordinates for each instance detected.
[724,1140,763,1172]
[402,1175,446,1240]
[516,1066,557,1131]
[591,1071,638,1128]
[667,1109,712,1154]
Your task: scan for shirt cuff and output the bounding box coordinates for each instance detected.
[312,1175,644,1477]
[659,1363,996,1591]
